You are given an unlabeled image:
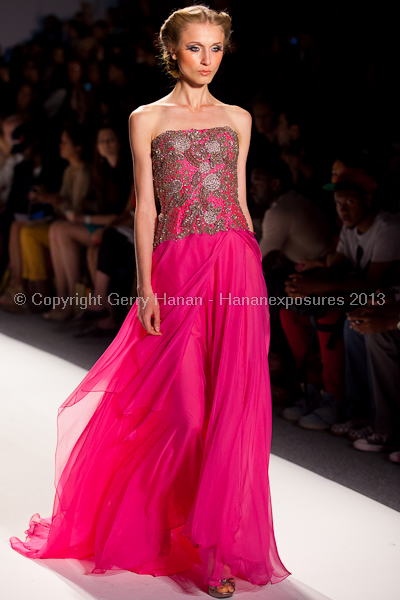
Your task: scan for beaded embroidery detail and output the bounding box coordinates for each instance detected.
[151,126,250,249]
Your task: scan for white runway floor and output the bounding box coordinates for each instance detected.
[1,332,399,600]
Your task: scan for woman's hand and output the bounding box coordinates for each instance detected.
[285,273,324,297]
[295,259,326,272]
[29,184,49,204]
[136,290,162,336]
[91,227,104,245]
[65,211,86,223]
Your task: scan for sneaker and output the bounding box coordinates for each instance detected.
[353,433,393,452]
[348,424,374,442]
[389,450,400,463]
[299,391,339,430]
[330,418,371,439]
[282,384,320,422]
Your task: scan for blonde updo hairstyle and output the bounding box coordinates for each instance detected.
[159,5,232,79]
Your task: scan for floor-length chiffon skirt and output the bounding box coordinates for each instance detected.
[10,228,290,587]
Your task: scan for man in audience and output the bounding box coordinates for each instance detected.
[346,292,400,460]
[284,169,400,430]
[247,95,280,180]
[248,165,274,242]
[259,159,333,272]
[0,115,26,279]
[275,107,314,197]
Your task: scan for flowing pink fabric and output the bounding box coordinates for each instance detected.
[10,229,290,586]
[10,126,290,588]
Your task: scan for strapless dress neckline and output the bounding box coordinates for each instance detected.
[151,125,238,147]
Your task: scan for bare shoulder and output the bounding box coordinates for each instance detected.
[220,103,251,141]
[129,100,170,146]
[129,104,157,143]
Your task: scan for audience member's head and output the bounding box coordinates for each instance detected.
[331,159,347,183]
[332,169,378,228]
[67,60,84,85]
[275,107,304,152]
[59,124,88,163]
[10,122,36,156]
[251,96,277,141]
[15,83,35,115]
[52,46,65,65]
[107,59,127,86]
[328,149,368,183]
[250,160,293,207]
[1,115,24,152]
[94,125,122,168]
[92,20,109,42]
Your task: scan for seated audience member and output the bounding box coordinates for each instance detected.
[13,124,92,312]
[346,292,400,460]
[248,166,273,242]
[0,125,62,310]
[275,107,314,196]
[283,169,400,431]
[247,95,280,179]
[0,115,25,277]
[74,195,136,337]
[259,159,333,273]
[0,115,24,206]
[295,152,362,274]
[318,150,369,236]
[44,123,132,321]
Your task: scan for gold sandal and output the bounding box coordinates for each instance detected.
[208,577,235,598]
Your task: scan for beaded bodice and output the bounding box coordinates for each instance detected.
[151,126,250,249]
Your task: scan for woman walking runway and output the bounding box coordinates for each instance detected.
[10,5,290,597]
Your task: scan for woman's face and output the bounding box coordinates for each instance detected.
[331,159,347,183]
[16,84,33,111]
[97,128,120,161]
[172,23,225,84]
[59,131,80,161]
[253,103,275,136]
[67,60,83,84]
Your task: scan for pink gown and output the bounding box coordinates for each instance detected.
[10,126,290,588]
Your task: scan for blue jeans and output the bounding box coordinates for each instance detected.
[343,318,375,421]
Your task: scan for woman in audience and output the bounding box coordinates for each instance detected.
[44,123,132,321]
[12,124,92,311]
[75,194,136,336]
[0,129,61,310]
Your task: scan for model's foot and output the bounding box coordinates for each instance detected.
[209,577,235,597]
[216,580,234,594]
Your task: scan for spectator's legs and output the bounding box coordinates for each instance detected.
[48,222,92,316]
[8,221,24,286]
[20,223,50,282]
[279,307,321,390]
[86,244,99,286]
[316,309,345,402]
[0,221,26,305]
[91,228,136,328]
[343,318,373,421]
[287,308,346,430]
[365,330,400,439]
[48,221,69,299]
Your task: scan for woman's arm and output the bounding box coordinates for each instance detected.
[129,110,158,294]
[234,108,254,234]
[128,108,161,336]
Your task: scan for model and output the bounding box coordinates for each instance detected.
[10,6,290,598]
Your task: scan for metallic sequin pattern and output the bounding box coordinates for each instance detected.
[151,126,250,249]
